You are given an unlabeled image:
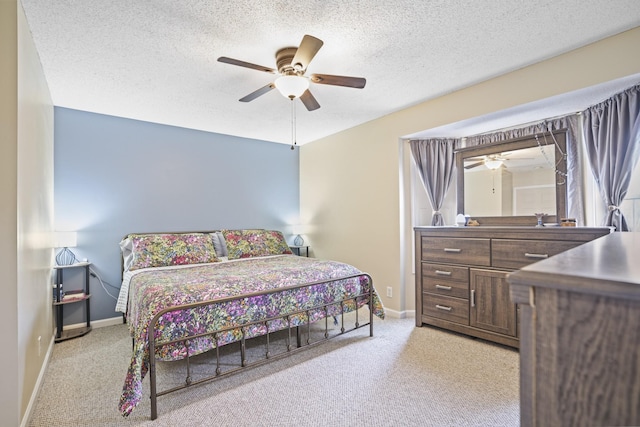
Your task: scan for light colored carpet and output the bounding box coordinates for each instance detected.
[28,313,519,426]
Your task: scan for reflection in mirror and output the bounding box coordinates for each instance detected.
[464,145,556,216]
[456,131,567,225]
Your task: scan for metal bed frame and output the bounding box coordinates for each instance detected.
[145,272,375,420]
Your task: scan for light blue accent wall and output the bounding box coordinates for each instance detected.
[54,107,299,322]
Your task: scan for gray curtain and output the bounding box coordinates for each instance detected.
[409,138,459,226]
[464,115,585,225]
[583,84,640,231]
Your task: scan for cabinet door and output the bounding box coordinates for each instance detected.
[469,268,517,337]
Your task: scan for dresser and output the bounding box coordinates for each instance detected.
[414,226,611,347]
[508,232,640,427]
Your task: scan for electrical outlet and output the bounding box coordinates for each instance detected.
[386,287,393,298]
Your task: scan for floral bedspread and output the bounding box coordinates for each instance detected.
[119,255,385,416]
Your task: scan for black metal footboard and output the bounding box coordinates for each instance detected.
[147,273,375,420]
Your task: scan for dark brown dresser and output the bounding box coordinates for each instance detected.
[508,231,640,427]
[414,226,612,348]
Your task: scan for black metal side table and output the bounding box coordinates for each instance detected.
[53,262,92,342]
[289,245,310,257]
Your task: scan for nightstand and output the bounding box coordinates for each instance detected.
[290,245,309,257]
[53,262,92,342]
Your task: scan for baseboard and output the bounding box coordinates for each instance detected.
[383,308,415,319]
[21,334,54,427]
[63,315,124,331]
[93,316,125,328]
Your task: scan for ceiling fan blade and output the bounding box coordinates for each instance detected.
[239,83,275,102]
[300,89,320,111]
[291,35,323,71]
[464,161,485,169]
[310,73,366,88]
[218,56,275,74]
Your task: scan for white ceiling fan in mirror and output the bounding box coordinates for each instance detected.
[464,154,511,170]
[463,146,555,171]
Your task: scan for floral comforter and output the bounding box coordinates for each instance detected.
[119,255,385,416]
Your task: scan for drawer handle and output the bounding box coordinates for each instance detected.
[435,304,452,311]
[435,270,452,276]
[435,284,452,291]
[443,248,462,253]
[471,290,475,307]
[525,252,549,259]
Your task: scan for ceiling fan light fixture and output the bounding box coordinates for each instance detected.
[485,159,503,170]
[219,34,365,110]
[274,75,309,99]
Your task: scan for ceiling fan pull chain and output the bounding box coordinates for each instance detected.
[290,99,297,150]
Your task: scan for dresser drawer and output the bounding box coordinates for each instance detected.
[423,294,469,325]
[422,263,469,299]
[421,237,491,266]
[492,239,583,269]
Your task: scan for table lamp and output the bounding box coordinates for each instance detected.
[291,225,305,246]
[54,231,78,266]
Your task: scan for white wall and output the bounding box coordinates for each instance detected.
[301,27,640,317]
[17,1,55,422]
[464,169,513,217]
[0,2,20,424]
[301,120,403,313]
[1,1,55,425]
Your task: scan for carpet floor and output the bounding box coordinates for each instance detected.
[28,313,519,426]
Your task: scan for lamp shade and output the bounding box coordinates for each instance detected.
[291,225,305,236]
[53,231,77,248]
[274,75,309,99]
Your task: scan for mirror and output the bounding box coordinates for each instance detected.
[455,130,568,226]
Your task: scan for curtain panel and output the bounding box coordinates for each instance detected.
[583,84,640,231]
[409,138,459,226]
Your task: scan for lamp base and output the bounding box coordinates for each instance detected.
[293,234,304,246]
[56,247,77,266]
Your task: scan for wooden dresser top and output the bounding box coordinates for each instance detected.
[507,232,640,301]
[414,226,612,241]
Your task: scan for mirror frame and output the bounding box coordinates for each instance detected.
[455,130,568,226]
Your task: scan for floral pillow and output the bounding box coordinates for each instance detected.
[222,229,293,259]
[124,233,219,271]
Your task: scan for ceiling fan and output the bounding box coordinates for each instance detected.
[464,154,513,170]
[218,35,366,111]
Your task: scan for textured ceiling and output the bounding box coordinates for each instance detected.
[20,0,640,145]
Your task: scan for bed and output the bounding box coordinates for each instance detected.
[115,229,385,419]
